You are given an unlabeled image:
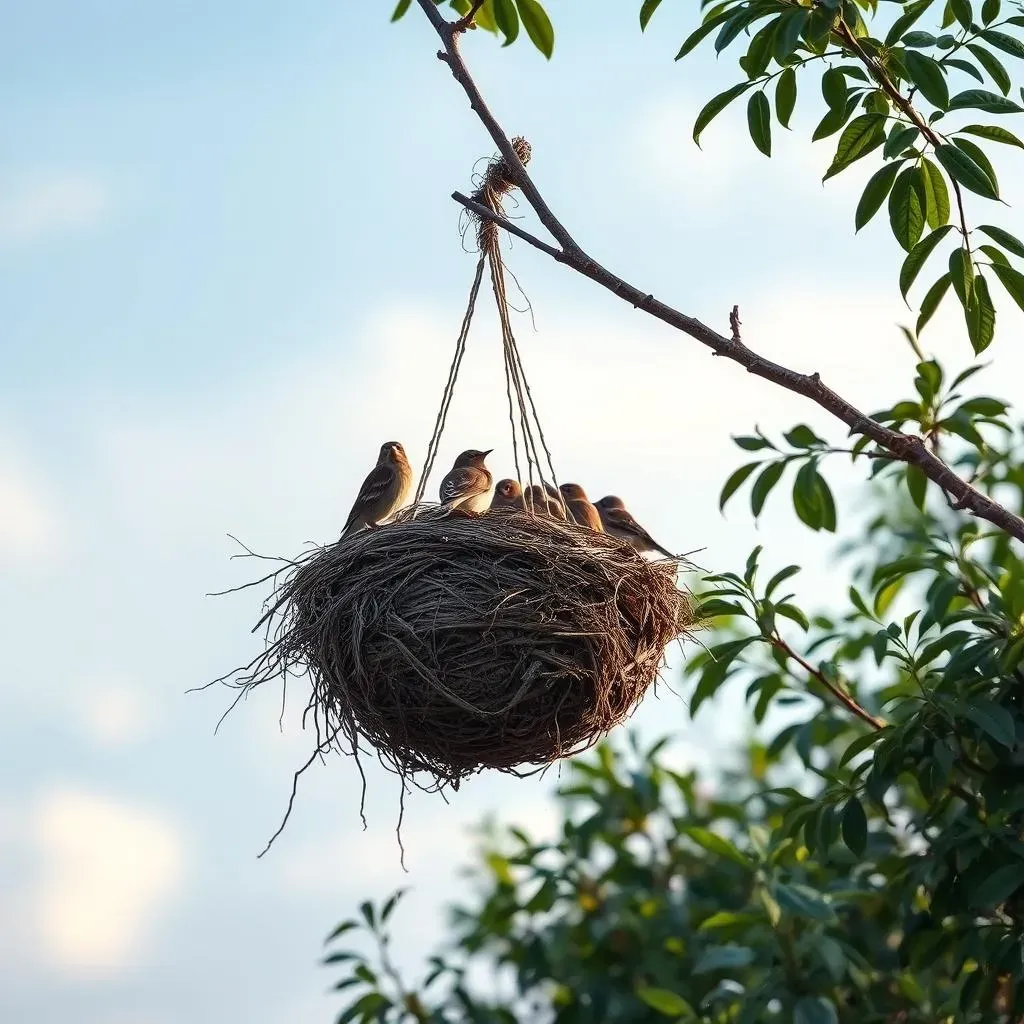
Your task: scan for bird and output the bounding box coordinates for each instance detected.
[594,495,676,558]
[439,449,494,512]
[524,484,566,519]
[492,478,525,510]
[559,483,603,532]
[340,441,412,538]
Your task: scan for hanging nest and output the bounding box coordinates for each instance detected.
[239,505,696,790]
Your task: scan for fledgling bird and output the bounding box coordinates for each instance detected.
[492,478,525,510]
[340,441,412,538]
[559,483,603,532]
[439,449,494,513]
[524,484,566,519]
[594,495,676,559]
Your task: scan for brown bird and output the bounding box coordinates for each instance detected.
[560,483,603,532]
[492,478,525,510]
[341,441,412,538]
[524,484,566,519]
[439,449,494,512]
[594,495,675,558]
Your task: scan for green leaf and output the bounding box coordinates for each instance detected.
[967,273,996,352]
[824,114,885,179]
[856,161,902,230]
[990,260,1024,312]
[774,881,834,920]
[795,996,840,1024]
[682,826,751,868]
[917,272,951,333]
[693,944,757,973]
[773,8,808,63]
[884,124,919,158]
[900,225,953,299]
[960,123,1024,148]
[700,910,763,930]
[821,66,849,109]
[751,461,786,517]
[765,564,801,596]
[964,697,1016,747]
[380,888,406,922]
[325,920,358,943]
[982,29,1024,60]
[358,900,376,929]
[948,87,1023,112]
[390,0,412,20]
[920,158,950,228]
[720,462,760,511]
[885,0,937,46]
[776,67,797,129]
[934,143,999,199]
[747,91,772,156]
[979,243,1011,265]
[734,434,774,451]
[493,0,520,44]
[970,862,1024,907]
[977,223,1024,257]
[967,43,1012,94]
[515,0,554,58]
[812,97,857,141]
[815,473,837,532]
[903,30,938,46]
[953,137,999,193]
[839,729,885,766]
[639,0,665,30]
[694,82,754,146]
[792,460,823,530]
[675,12,730,60]
[946,57,986,82]
[981,0,1000,23]
[950,0,974,30]
[949,245,975,306]
[889,167,926,251]
[841,796,868,855]
[783,425,824,448]
[904,50,950,108]
[637,987,695,1017]
[906,463,928,508]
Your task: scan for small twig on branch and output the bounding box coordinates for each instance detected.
[414,0,1024,546]
[453,0,488,34]
[729,305,742,345]
[771,635,886,730]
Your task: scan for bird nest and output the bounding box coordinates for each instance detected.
[229,505,696,793]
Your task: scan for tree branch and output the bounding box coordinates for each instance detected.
[415,0,1024,545]
[771,635,886,731]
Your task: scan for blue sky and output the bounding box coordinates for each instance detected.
[3,2,1024,1022]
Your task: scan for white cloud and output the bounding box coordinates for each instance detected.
[0,440,67,569]
[31,788,187,975]
[75,675,155,749]
[0,174,109,246]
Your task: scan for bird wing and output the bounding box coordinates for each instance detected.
[343,463,395,530]
[607,508,674,557]
[440,467,487,504]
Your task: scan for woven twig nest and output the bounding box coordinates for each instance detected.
[241,505,696,790]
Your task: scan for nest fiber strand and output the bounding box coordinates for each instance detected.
[244,506,694,789]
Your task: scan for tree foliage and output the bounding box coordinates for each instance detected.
[321,2,1024,1021]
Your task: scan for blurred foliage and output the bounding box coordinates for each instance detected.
[319,2,1024,1022]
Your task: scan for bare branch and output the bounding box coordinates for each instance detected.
[414,0,1024,545]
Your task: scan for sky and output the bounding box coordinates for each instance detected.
[2,2,1024,1022]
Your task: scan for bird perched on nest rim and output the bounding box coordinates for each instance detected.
[440,449,494,512]
[340,441,412,538]
[524,484,566,520]
[560,483,603,532]
[594,495,675,558]
[491,478,525,510]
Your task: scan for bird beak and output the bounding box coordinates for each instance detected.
[482,449,494,457]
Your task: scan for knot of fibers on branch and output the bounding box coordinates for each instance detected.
[259,504,694,788]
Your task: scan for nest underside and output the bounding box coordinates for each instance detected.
[241,504,697,788]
